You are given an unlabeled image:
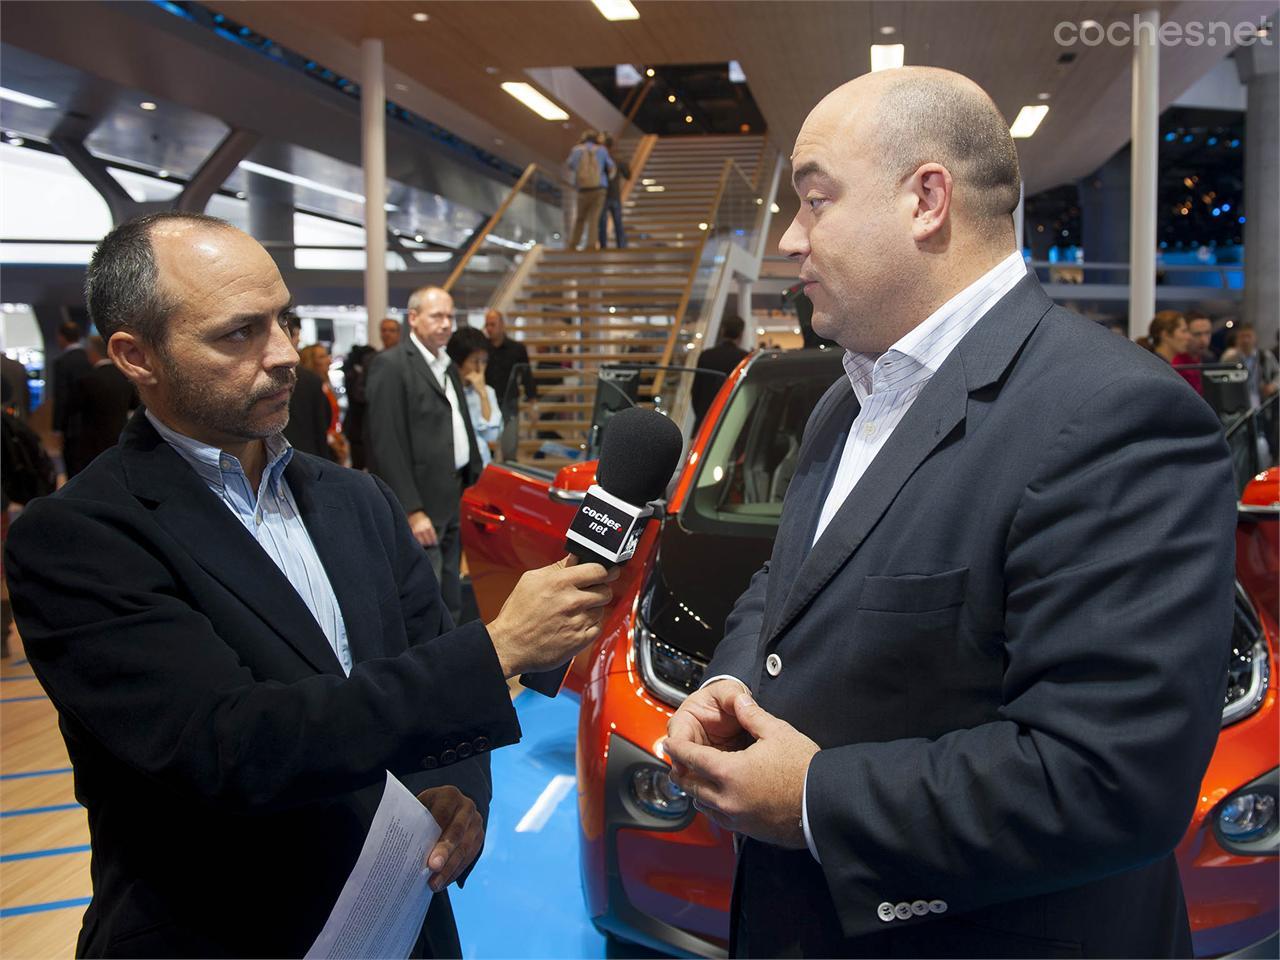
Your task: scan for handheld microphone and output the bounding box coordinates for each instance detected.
[522,407,685,697]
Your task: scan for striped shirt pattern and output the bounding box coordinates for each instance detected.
[811,251,1028,545]
[146,410,353,675]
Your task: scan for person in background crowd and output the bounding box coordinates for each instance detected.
[299,344,347,465]
[484,308,536,461]
[342,343,377,470]
[447,327,502,467]
[64,335,137,476]
[691,315,749,430]
[51,320,91,467]
[0,352,30,419]
[1186,310,1217,364]
[380,316,402,350]
[567,129,615,251]
[1146,310,1202,395]
[282,315,332,459]
[366,286,481,624]
[1221,323,1279,463]
[598,131,630,249]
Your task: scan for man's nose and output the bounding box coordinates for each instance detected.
[779,214,808,261]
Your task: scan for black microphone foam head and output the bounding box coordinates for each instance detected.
[596,407,685,505]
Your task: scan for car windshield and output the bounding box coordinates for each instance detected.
[683,349,844,537]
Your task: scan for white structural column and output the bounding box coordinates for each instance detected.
[362,38,389,343]
[1128,10,1160,340]
[1236,40,1280,346]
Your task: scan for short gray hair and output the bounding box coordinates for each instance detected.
[85,211,233,347]
[871,73,1021,231]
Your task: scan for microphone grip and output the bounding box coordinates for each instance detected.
[520,540,617,697]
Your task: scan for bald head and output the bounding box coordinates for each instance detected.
[809,68,1021,233]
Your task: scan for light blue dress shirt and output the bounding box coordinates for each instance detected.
[146,410,353,675]
[464,383,502,466]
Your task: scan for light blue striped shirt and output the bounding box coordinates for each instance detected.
[812,251,1028,544]
[145,410,353,675]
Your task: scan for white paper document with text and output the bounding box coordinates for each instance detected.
[305,771,440,960]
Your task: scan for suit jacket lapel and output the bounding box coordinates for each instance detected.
[767,272,1053,643]
[120,413,344,675]
[285,456,385,664]
[405,343,446,401]
[446,364,484,474]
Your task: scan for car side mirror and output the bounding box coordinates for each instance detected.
[548,460,598,505]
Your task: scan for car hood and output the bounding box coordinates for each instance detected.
[642,514,774,663]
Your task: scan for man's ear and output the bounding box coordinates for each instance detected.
[908,162,953,244]
[108,332,161,388]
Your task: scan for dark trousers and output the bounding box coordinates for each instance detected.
[598,197,626,248]
[425,513,463,625]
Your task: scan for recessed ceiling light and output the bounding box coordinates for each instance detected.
[870,44,905,72]
[140,101,158,111]
[685,115,693,123]
[1010,104,1049,138]
[645,68,655,77]
[0,86,55,109]
[770,202,781,214]
[485,66,500,75]
[394,82,409,92]
[412,12,429,22]
[157,169,170,178]
[501,81,569,121]
[697,222,708,230]
[879,25,897,35]
[1037,91,1051,101]
[494,137,504,145]
[667,94,676,103]
[591,0,639,21]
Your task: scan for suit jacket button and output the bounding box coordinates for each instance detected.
[894,902,913,920]
[441,748,457,765]
[474,737,489,752]
[422,755,438,770]
[911,900,930,916]
[457,742,473,759]
[877,902,896,922]
[928,900,948,914]
[766,653,783,677]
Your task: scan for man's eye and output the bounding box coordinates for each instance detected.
[806,197,826,211]
[226,325,253,342]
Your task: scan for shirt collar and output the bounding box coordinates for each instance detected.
[145,408,293,494]
[843,250,1026,399]
[410,331,447,371]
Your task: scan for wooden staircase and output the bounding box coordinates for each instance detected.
[505,134,767,466]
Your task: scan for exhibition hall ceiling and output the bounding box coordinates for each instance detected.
[220,0,1275,194]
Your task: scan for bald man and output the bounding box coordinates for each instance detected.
[664,69,1234,957]
[366,286,479,622]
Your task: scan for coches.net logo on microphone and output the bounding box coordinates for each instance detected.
[1054,16,1273,48]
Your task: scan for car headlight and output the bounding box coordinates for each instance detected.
[634,617,707,708]
[1213,768,1279,856]
[629,765,691,820]
[1222,582,1270,727]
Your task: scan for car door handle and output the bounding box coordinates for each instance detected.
[468,504,506,532]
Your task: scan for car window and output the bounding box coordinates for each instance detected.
[683,350,843,537]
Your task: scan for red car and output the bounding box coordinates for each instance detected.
[461,352,1278,958]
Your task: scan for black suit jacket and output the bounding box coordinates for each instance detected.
[365,341,482,525]
[4,412,521,957]
[707,276,1236,958]
[64,362,137,476]
[283,366,333,459]
[52,345,92,434]
[692,341,749,426]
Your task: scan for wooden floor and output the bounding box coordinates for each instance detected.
[0,627,87,959]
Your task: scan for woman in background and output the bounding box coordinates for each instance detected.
[446,327,503,466]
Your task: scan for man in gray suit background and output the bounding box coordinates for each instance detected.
[665,68,1235,957]
[366,285,481,623]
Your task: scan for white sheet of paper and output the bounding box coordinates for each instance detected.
[305,771,441,960]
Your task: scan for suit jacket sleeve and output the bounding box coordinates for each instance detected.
[805,373,1237,938]
[365,352,424,515]
[517,343,536,401]
[4,472,521,816]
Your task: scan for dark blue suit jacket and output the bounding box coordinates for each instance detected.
[707,275,1236,957]
[5,411,521,957]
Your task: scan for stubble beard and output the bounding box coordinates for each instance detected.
[164,358,297,442]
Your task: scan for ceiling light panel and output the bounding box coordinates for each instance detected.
[591,0,640,21]
[501,82,569,121]
[1010,105,1049,138]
